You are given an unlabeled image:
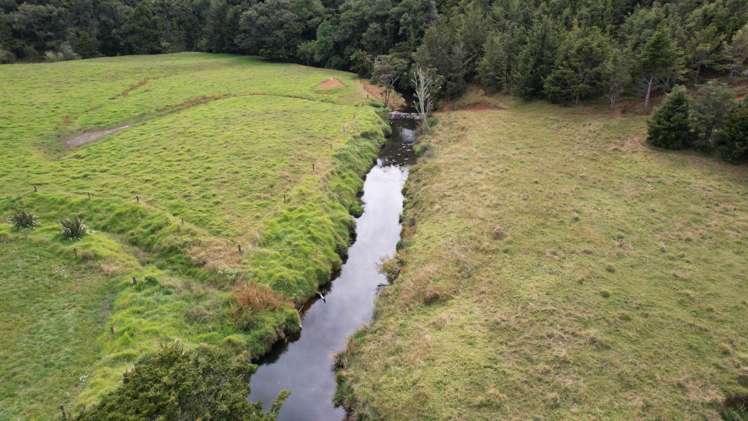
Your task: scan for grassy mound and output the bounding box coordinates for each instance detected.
[338,95,748,419]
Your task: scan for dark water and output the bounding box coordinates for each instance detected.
[248,121,416,421]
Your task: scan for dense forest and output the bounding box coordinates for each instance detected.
[2,0,747,105]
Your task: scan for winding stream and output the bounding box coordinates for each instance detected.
[249,120,416,420]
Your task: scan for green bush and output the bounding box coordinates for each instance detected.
[9,210,37,230]
[715,101,748,164]
[647,86,692,150]
[60,216,87,240]
[75,342,285,420]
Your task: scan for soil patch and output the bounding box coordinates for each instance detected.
[318,77,345,90]
[360,81,405,108]
[64,125,130,148]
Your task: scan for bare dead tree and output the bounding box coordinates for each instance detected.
[411,65,440,129]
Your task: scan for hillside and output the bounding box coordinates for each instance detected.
[337,93,748,419]
[0,53,387,418]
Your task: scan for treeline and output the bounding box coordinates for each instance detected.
[1,0,747,104]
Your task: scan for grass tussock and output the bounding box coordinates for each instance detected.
[8,209,37,230]
[339,94,748,420]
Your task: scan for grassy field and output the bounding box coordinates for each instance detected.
[338,92,748,419]
[0,53,387,418]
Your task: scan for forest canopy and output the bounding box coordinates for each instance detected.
[2,0,747,102]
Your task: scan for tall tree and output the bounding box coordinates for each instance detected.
[639,28,681,112]
[690,82,736,151]
[605,47,633,110]
[478,25,523,93]
[236,0,325,62]
[715,99,748,164]
[727,23,748,77]
[544,25,611,104]
[414,17,467,99]
[516,13,559,99]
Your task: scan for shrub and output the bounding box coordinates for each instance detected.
[0,49,16,64]
[647,86,692,150]
[75,343,285,420]
[715,101,748,164]
[60,216,87,240]
[9,210,38,230]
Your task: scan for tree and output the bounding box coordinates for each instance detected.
[639,28,681,112]
[690,82,735,151]
[456,0,488,80]
[372,54,408,108]
[727,23,748,77]
[647,86,692,150]
[517,14,559,99]
[76,343,286,420]
[235,0,325,62]
[411,65,441,130]
[478,27,523,93]
[544,26,611,104]
[715,100,748,164]
[202,0,238,52]
[414,18,467,99]
[605,47,633,109]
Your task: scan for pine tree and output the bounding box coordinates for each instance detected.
[727,23,748,77]
[715,100,748,164]
[544,26,611,104]
[517,14,559,99]
[647,86,692,149]
[690,82,735,151]
[640,28,680,112]
[605,47,633,109]
[415,18,467,99]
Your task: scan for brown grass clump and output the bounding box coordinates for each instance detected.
[232,283,288,312]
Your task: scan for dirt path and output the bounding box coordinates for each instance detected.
[64,125,130,148]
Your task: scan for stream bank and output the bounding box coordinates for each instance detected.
[249,119,416,420]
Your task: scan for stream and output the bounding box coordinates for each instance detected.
[248,120,417,420]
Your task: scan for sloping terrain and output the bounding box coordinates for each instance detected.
[0,53,387,418]
[338,96,748,419]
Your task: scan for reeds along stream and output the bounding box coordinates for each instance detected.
[248,120,416,421]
